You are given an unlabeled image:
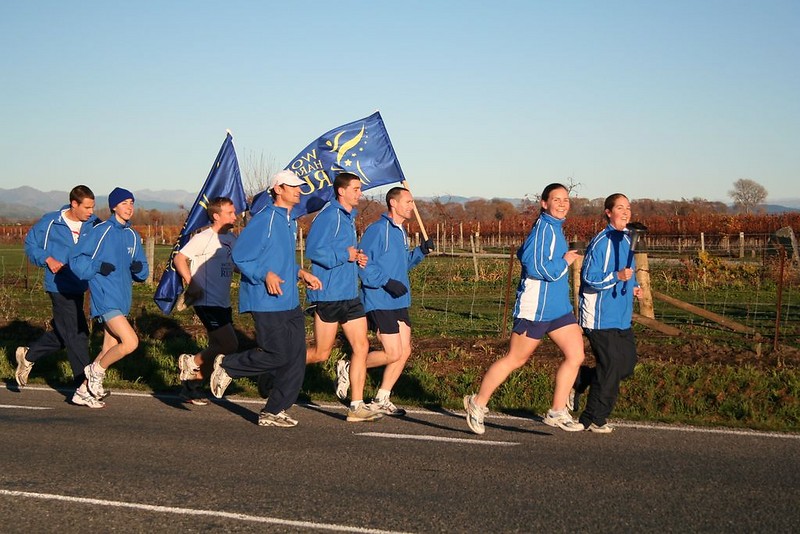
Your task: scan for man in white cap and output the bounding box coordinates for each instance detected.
[209,171,321,427]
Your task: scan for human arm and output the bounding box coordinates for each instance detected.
[518,224,571,282]
[305,210,352,269]
[174,251,204,301]
[130,231,149,282]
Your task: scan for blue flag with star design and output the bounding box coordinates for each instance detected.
[153,132,247,314]
[250,111,406,217]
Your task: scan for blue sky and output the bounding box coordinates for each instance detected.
[1,1,797,203]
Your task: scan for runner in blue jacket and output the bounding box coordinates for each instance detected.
[464,183,585,434]
[70,187,149,406]
[356,187,433,416]
[15,185,102,408]
[575,193,641,433]
[210,170,321,428]
[304,172,383,423]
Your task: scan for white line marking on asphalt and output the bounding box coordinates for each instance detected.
[0,489,410,534]
[358,432,518,446]
[13,385,800,440]
[0,404,52,410]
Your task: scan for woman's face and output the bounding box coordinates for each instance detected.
[606,196,631,231]
[541,187,570,219]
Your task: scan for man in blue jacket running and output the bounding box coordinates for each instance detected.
[357,187,433,416]
[305,172,382,423]
[16,185,100,407]
[209,170,321,428]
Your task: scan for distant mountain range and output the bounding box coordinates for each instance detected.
[1,186,798,220]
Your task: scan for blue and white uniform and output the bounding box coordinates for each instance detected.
[513,212,573,322]
[70,217,149,318]
[305,198,359,303]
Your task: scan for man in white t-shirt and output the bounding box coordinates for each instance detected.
[173,197,239,405]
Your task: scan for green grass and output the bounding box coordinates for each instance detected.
[1,245,798,431]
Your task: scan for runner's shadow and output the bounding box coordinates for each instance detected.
[211,397,260,425]
[403,408,552,436]
[298,401,348,422]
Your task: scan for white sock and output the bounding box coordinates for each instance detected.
[375,389,391,402]
[93,362,106,375]
[350,401,363,410]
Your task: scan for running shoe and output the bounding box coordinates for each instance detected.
[84,363,106,399]
[258,410,299,427]
[346,403,383,422]
[335,359,350,400]
[372,397,407,417]
[15,346,33,387]
[177,353,200,381]
[209,355,232,398]
[587,423,614,433]
[542,410,585,432]
[464,394,487,435]
[71,387,105,409]
[180,380,209,406]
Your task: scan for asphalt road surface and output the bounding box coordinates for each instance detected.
[1,385,798,533]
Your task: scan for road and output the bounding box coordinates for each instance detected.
[1,385,798,533]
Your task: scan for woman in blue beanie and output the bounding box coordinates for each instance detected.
[69,187,149,405]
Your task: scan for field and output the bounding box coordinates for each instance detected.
[1,243,799,431]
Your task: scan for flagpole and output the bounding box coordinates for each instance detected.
[401,180,429,241]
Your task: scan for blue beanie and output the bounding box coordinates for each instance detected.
[108,187,134,211]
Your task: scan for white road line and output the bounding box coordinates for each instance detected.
[10,385,800,440]
[358,432,518,446]
[0,404,52,410]
[0,489,410,534]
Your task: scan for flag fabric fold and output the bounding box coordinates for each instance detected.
[250,111,406,217]
[153,132,247,314]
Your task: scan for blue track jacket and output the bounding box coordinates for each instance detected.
[69,217,149,318]
[305,199,359,303]
[579,224,638,330]
[234,203,300,313]
[24,206,99,294]
[513,212,573,322]
[358,213,425,312]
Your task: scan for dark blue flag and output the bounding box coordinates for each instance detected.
[250,111,406,217]
[153,131,247,314]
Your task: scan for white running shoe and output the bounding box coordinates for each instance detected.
[258,410,299,427]
[177,353,200,381]
[72,387,105,409]
[209,355,232,398]
[346,402,383,422]
[335,359,350,400]
[464,394,488,435]
[372,397,407,416]
[15,346,33,387]
[542,410,585,432]
[587,423,614,433]
[84,363,107,399]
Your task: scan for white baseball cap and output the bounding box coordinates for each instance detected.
[269,170,305,191]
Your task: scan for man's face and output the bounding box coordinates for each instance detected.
[213,202,238,231]
[275,184,301,207]
[391,190,415,221]
[70,197,95,222]
[338,179,362,210]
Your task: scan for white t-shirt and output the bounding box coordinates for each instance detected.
[63,209,83,244]
[178,227,237,308]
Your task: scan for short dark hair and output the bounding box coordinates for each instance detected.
[206,196,233,220]
[333,172,361,199]
[69,185,95,205]
[385,186,408,211]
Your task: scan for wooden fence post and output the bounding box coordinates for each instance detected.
[635,252,655,319]
[571,254,583,313]
[739,232,745,259]
[145,237,155,286]
[470,235,479,281]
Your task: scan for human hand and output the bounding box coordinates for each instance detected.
[383,279,408,298]
[563,250,581,265]
[45,257,64,273]
[348,246,359,262]
[99,262,116,276]
[299,269,322,290]
[617,267,634,281]
[130,260,143,274]
[266,271,284,295]
[420,239,435,255]
[633,286,643,299]
[356,250,368,268]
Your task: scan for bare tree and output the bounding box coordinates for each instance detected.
[241,150,278,199]
[729,178,768,214]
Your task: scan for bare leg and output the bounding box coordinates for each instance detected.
[95,316,138,369]
[341,317,369,403]
[474,332,540,407]
[376,322,412,392]
[305,314,338,364]
[548,323,585,411]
